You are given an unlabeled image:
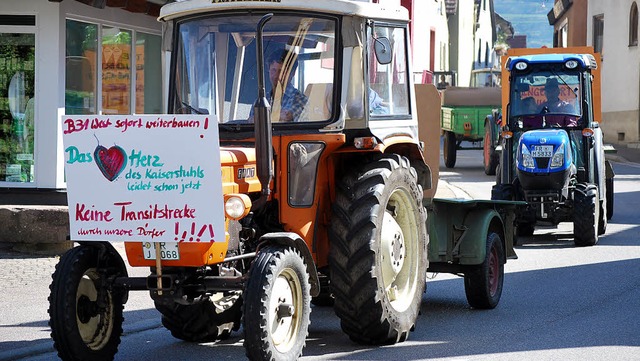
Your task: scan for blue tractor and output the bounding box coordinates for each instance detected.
[492,51,614,246]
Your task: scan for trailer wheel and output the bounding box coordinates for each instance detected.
[483,121,498,175]
[464,232,504,309]
[606,177,614,220]
[243,245,310,361]
[155,291,242,342]
[573,183,599,247]
[443,131,457,168]
[49,245,124,361]
[329,154,428,345]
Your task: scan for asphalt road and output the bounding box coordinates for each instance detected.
[3,144,639,361]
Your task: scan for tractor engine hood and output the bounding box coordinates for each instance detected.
[220,146,262,195]
[516,129,575,191]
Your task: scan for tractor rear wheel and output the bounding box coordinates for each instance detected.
[464,232,504,309]
[483,121,498,175]
[606,177,614,220]
[329,154,428,345]
[573,183,599,247]
[49,245,125,361]
[243,245,310,361]
[443,131,457,168]
[155,291,242,342]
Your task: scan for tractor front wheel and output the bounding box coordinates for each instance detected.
[243,246,311,361]
[48,245,125,361]
[329,154,428,345]
[155,291,242,342]
[573,183,599,247]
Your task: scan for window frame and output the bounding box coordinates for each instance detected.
[593,14,604,56]
[366,21,412,121]
[630,2,638,47]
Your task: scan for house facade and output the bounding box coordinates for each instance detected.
[548,0,639,144]
[0,0,165,204]
[587,0,640,144]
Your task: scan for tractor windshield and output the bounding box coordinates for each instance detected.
[511,71,582,129]
[170,13,337,125]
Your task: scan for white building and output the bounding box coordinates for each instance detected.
[447,0,496,87]
[587,0,640,144]
[0,1,166,204]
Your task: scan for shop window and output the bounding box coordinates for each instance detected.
[136,32,162,113]
[65,19,161,116]
[0,33,35,183]
[630,2,638,46]
[66,20,97,115]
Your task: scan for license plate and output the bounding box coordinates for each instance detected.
[532,145,553,158]
[143,242,180,260]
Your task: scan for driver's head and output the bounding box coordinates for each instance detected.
[544,78,560,99]
[268,50,297,86]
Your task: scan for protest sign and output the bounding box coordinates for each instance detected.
[62,114,224,243]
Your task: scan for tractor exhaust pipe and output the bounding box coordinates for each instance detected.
[253,13,274,209]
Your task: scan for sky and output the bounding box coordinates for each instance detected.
[494,0,555,48]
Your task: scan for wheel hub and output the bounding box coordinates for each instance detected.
[269,270,300,353]
[381,211,405,282]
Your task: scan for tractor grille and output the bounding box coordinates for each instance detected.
[535,157,550,169]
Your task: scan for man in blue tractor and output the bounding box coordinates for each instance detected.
[539,77,578,127]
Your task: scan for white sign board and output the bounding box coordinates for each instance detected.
[62,115,224,243]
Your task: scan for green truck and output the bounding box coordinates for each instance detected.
[440,86,502,175]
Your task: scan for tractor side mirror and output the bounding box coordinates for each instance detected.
[373,37,392,65]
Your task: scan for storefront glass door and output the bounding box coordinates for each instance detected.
[0,32,35,183]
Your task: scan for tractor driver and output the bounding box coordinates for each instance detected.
[248,50,308,123]
[267,50,308,122]
[540,78,578,127]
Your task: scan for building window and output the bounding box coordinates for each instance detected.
[630,2,638,46]
[0,32,35,183]
[65,19,162,116]
[558,23,568,48]
[65,21,97,115]
[593,14,604,55]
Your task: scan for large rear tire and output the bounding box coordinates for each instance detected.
[443,131,457,168]
[464,232,504,309]
[329,154,428,345]
[243,246,311,361]
[48,245,125,361]
[155,291,242,342]
[573,183,599,247]
[483,121,498,175]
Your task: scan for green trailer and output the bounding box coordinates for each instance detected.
[425,198,520,308]
[440,86,501,173]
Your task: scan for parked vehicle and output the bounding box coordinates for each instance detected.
[492,47,614,246]
[440,86,502,171]
[49,1,519,360]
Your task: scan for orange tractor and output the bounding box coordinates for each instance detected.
[49,1,519,360]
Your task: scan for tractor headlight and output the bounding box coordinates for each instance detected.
[550,143,565,168]
[520,144,535,168]
[514,61,528,71]
[224,194,251,220]
[565,60,579,69]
